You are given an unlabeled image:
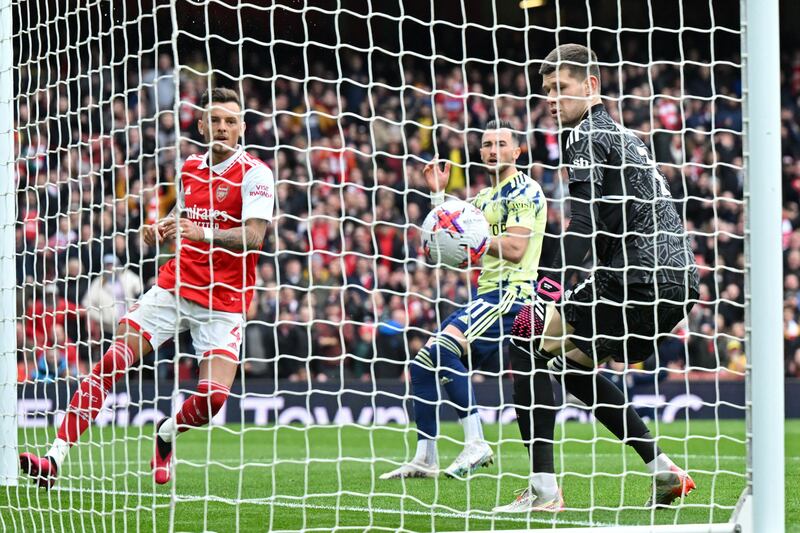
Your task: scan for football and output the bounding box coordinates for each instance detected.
[421,199,490,268]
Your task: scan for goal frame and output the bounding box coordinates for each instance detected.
[0,0,786,531]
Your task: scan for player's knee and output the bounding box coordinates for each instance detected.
[428,333,464,363]
[410,350,434,385]
[509,342,533,373]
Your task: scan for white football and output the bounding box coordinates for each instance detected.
[421,199,490,268]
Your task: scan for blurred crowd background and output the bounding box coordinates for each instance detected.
[12,1,798,386]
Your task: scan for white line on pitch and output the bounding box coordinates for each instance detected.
[43,485,610,528]
[62,452,754,467]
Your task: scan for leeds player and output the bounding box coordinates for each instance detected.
[495,45,700,512]
[19,88,275,488]
[381,120,547,479]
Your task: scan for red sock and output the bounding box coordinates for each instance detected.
[57,340,135,444]
[174,380,230,433]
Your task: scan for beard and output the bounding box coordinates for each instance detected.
[486,162,514,177]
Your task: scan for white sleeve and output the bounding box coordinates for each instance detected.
[241,164,275,222]
[175,176,185,211]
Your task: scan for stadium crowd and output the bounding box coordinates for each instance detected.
[13,44,798,384]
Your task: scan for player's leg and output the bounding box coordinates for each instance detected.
[494,300,566,512]
[19,287,175,488]
[380,322,476,479]
[151,305,242,484]
[556,282,696,506]
[152,351,237,484]
[441,290,525,478]
[382,292,508,480]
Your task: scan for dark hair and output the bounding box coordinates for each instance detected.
[200,87,241,109]
[539,44,601,85]
[484,119,521,146]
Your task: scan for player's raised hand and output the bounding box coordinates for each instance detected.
[422,160,451,193]
[177,218,205,242]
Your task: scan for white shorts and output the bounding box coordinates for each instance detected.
[121,286,243,361]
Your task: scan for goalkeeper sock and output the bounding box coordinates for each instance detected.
[174,380,230,432]
[560,360,661,464]
[409,336,469,440]
[510,342,556,474]
[530,472,559,499]
[646,453,677,475]
[57,340,135,445]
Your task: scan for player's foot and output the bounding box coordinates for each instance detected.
[19,453,58,489]
[492,486,564,513]
[647,465,696,507]
[150,418,173,485]
[379,459,439,480]
[443,440,493,479]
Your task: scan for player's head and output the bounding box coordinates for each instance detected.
[198,87,244,157]
[480,120,521,176]
[539,44,602,127]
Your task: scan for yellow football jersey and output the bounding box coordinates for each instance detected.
[471,171,547,298]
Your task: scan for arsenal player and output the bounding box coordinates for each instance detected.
[19,88,274,487]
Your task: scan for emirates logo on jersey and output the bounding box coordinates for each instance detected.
[216,185,229,202]
[184,205,229,221]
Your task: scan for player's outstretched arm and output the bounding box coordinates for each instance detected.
[176,217,268,252]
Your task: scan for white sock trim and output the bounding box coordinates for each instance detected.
[46,438,71,469]
[646,453,676,474]
[530,472,559,499]
[158,418,177,443]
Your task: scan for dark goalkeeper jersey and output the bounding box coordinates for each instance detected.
[561,103,699,289]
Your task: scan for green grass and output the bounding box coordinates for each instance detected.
[1,420,798,532]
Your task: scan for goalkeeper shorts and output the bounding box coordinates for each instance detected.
[563,275,697,364]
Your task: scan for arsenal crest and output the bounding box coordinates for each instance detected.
[216,185,229,202]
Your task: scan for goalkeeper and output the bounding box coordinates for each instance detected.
[494,44,700,513]
[381,120,547,479]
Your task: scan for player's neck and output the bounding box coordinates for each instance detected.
[208,146,239,167]
[489,167,518,187]
[572,97,603,126]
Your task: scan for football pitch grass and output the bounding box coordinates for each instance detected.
[2,420,798,532]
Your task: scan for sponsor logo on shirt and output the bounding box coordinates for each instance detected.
[184,205,230,221]
[250,184,273,198]
[573,157,592,168]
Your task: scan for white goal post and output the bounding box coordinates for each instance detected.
[0,0,786,531]
[1,0,18,488]
[741,0,785,531]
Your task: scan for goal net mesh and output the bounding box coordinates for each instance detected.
[7,0,746,531]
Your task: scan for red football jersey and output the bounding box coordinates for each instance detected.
[157,147,274,313]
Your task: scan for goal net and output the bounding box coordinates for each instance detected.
[2,0,765,531]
